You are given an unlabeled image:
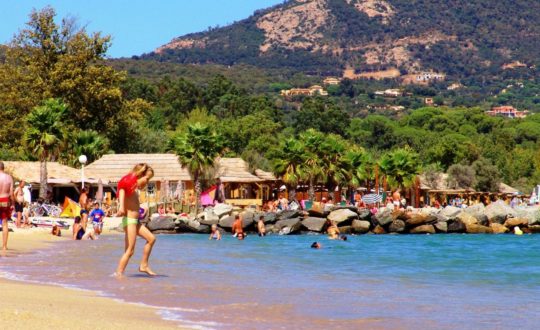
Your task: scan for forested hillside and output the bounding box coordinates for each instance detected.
[143,0,540,81]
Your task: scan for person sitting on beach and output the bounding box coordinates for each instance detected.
[278,194,289,211]
[115,163,157,277]
[51,224,61,237]
[157,204,165,216]
[327,221,340,240]
[72,216,95,240]
[232,214,244,237]
[89,202,105,235]
[208,224,221,240]
[166,203,174,214]
[257,216,266,237]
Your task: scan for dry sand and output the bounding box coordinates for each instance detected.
[0,226,180,329]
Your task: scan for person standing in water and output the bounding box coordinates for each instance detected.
[0,162,14,250]
[13,180,25,228]
[115,163,157,277]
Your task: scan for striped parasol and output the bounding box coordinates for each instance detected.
[362,193,382,204]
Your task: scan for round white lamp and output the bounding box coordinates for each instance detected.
[79,155,88,189]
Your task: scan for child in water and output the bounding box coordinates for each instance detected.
[115,163,157,277]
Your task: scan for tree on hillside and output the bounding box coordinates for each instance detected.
[299,129,326,201]
[0,6,124,148]
[447,164,476,190]
[171,123,224,212]
[293,97,350,136]
[24,99,68,199]
[472,157,501,192]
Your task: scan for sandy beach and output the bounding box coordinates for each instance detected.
[0,224,180,329]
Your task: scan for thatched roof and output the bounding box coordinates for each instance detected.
[85,154,191,183]
[420,172,518,194]
[216,158,263,183]
[255,169,278,181]
[3,161,100,185]
[499,182,519,194]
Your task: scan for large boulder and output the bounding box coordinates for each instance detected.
[333,206,359,213]
[301,217,327,232]
[338,226,352,235]
[490,223,509,234]
[357,209,372,220]
[277,210,301,221]
[406,213,437,226]
[388,220,406,233]
[456,212,478,226]
[327,209,358,225]
[199,209,220,226]
[447,220,466,233]
[213,203,233,217]
[474,214,489,226]
[275,218,302,234]
[372,225,386,234]
[263,212,278,224]
[485,200,516,224]
[434,221,448,233]
[464,203,485,218]
[218,215,254,230]
[374,209,393,226]
[465,224,493,234]
[504,218,528,228]
[528,225,540,233]
[410,224,435,234]
[351,220,371,233]
[439,206,462,219]
[515,206,540,225]
[147,216,176,232]
[186,220,211,233]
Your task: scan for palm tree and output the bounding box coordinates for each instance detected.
[171,123,223,212]
[378,148,421,191]
[299,129,325,201]
[24,98,68,199]
[272,138,306,202]
[320,134,349,192]
[66,130,110,167]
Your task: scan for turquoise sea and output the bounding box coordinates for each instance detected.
[1,233,539,329]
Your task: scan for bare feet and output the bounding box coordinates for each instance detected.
[139,266,157,276]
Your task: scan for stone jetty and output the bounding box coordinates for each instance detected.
[145,200,540,235]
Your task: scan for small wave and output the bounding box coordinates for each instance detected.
[157,309,221,330]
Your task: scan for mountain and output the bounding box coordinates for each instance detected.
[142,0,540,80]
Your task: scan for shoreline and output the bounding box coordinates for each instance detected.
[0,227,182,329]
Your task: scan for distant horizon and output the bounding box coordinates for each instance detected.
[0,0,283,58]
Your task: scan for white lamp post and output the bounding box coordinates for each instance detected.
[79,155,88,189]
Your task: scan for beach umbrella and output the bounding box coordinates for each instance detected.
[95,179,104,203]
[362,193,382,204]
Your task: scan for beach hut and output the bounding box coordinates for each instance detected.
[84,154,192,205]
[3,161,103,202]
[215,158,268,207]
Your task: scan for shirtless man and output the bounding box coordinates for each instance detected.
[257,216,266,237]
[232,215,244,237]
[79,187,89,230]
[392,189,401,211]
[13,180,25,228]
[0,162,14,250]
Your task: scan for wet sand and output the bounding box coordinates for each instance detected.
[0,226,179,329]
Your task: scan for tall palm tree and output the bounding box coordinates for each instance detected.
[24,98,68,199]
[272,138,306,202]
[378,148,421,191]
[320,134,349,192]
[299,129,325,201]
[171,123,223,212]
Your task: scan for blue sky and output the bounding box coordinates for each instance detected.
[1,0,283,58]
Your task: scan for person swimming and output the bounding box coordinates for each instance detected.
[209,224,221,240]
[311,242,321,249]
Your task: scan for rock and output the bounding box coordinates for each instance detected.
[388,220,406,233]
[434,221,448,233]
[187,220,211,233]
[199,210,219,225]
[410,224,435,234]
[465,224,493,234]
[485,200,516,224]
[351,220,371,233]
[392,210,410,221]
[338,226,352,234]
[504,218,528,228]
[406,213,437,226]
[218,215,235,229]
[265,224,277,234]
[308,209,327,218]
[528,225,540,233]
[374,209,393,226]
[515,206,540,225]
[464,203,485,218]
[213,203,233,217]
[357,209,371,220]
[275,218,302,234]
[456,212,478,226]
[372,225,386,234]
[439,206,462,218]
[263,212,277,224]
[333,206,359,213]
[474,214,489,226]
[277,210,301,220]
[147,216,176,232]
[490,223,509,234]
[301,217,327,232]
[327,209,358,225]
[447,220,466,233]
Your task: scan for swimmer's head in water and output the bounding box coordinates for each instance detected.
[311,242,321,249]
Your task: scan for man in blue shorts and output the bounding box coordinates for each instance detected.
[89,202,105,235]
